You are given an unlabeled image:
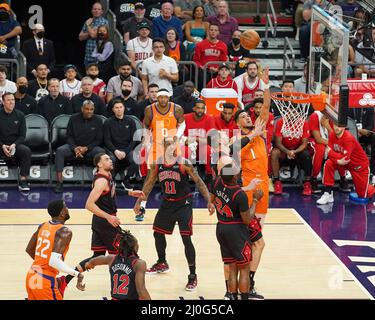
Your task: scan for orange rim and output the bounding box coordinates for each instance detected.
[271,92,326,111]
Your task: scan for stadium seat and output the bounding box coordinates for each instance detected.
[50,114,71,154]
[25,114,50,162]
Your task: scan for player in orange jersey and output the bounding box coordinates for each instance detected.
[232,67,270,300]
[25,200,85,300]
[137,88,185,221]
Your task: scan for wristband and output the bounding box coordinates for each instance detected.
[264,84,270,90]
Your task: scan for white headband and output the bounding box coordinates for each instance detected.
[157,90,171,97]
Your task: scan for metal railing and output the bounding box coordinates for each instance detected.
[202,61,236,87]
[282,37,295,80]
[0,59,20,82]
[264,0,277,44]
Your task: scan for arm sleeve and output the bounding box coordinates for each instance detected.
[229,136,250,154]
[103,120,116,153]
[14,114,26,145]
[49,252,79,277]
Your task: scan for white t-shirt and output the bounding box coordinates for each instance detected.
[59,79,81,100]
[126,37,153,69]
[0,80,17,101]
[141,55,178,95]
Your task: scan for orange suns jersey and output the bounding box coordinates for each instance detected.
[240,133,268,178]
[150,102,178,143]
[31,221,70,277]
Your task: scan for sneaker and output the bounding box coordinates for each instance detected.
[121,180,134,191]
[302,181,312,196]
[371,175,375,185]
[18,180,30,192]
[224,292,231,300]
[339,179,351,193]
[56,275,68,298]
[311,179,322,193]
[54,182,63,193]
[185,274,197,291]
[135,207,145,222]
[248,288,264,300]
[268,178,274,193]
[316,191,334,205]
[146,262,170,274]
[274,180,283,195]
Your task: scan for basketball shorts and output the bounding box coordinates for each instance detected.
[91,214,121,254]
[26,268,62,300]
[216,223,252,266]
[153,198,193,236]
[243,174,269,214]
[248,217,263,242]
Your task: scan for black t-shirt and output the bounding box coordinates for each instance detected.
[227,42,251,77]
[15,94,38,115]
[107,96,140,119]
[113,0,138,24]
[172,95,197,115]
[27,79,49,102]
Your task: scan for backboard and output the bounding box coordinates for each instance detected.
[308,5,350,126]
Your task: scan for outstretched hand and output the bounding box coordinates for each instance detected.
[261,66,270,84]
[242,178,262,192]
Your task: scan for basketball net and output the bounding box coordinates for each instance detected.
[272,93,311,139]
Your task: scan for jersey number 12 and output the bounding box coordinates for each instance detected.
[112,274,129,295]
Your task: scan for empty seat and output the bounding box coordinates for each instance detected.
[24,114,50,162]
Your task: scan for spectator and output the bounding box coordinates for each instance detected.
[271,115,312,196]
[137,83,159,121]
[165,27,186,62]
[14,77,38,115]
[152,2,183,40]
[141,38,179,96]
[172,80,197,114]
[234,61,265,107]
[59,64,81,100]
[271,79,294,116]
[227,30,251,77]
[0,93,31,192]
[144,0,164,19]
[299,7,312,62]
[54,100,105,193]
[206,1,238,45]
[204,0,218,17]
[106,60,144,103]
[0,64,16,101]
[308,111,334,193]
[78,2,109,66]
[184,5,209,53]
[294,0,305,41]
[213,102,238,138]
[27,64,49,102]
[193,23,228,89]
[127,21,153,72]
[294,63,308,93]
[85,62,106,101]
[113,0,139,30]
[0,3,22,58]
[91,24,116,83]
[107,79,140,118]
[174,0,202,20]
[254,89,264,99]
[21,23,55,79]
[206,62,237,91]
[122,2,153,44]
[354,27,375,78]
[183,99,215,181]
[104,99,139,189]
[37,78,73,124]
[71,77,107,116]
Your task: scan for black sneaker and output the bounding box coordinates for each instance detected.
[18,180,30,192]
[224,292,231,300]
[248,288,264,300]
[54,182,63,193]
[311,179,322,194]
[121,180,134,191]
[135,207,145,222]
[339,179,351,193]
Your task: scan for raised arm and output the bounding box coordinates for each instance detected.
[259,66,270,123]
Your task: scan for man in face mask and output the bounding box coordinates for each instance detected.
[106,60,144,103]
[21,23,56,79]
[0,3,22,58]
[107,79,140,118]
[227,30,251,77]
[14,77,38,115]
[86,63,106,100]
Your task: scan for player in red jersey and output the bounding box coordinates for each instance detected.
[214,103,239,139]
[317,124,375,204]
[206,63,238,91]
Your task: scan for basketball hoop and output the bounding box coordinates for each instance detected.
[271,92,326,139]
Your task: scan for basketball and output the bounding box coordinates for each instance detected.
[240,29,261,50]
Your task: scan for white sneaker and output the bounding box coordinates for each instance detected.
[316,192,334,205]
[371,175,375,185]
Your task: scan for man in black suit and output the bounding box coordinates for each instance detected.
[21,24,56,79]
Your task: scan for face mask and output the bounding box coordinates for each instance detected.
[122,89,131,97]
[232,38,240,46]
[97,33,105,39]
[36,31,45,38]
[18,85,28,94]
[0,11,9,22]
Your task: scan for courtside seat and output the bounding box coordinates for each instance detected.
[50,114,71,155]
[25,114,50,162]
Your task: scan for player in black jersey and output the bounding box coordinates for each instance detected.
[212,163,263,300]
[134,137,215,291]
[79,229,151,300]
[57,153,144,295]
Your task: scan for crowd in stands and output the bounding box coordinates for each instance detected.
[0,0,374,200]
